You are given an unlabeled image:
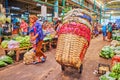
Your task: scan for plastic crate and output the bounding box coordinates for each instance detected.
[98,63,110,75]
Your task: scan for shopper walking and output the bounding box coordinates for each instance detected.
[93,22,99,37]
[56,20,62,34]
[12,22,19,35]
[20,19,28,35]
[107,22,112,41]
[102,24,107,41]
[29,15,47,64]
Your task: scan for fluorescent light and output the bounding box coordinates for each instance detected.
[36,3,41,6]
[111,11,113,14]
[11,6,21,10]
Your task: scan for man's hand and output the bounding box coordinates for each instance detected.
[31,34,38,41]
[31,36,36,41]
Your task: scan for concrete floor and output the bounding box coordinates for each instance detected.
[0,35,111,80]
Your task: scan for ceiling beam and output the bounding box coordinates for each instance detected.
[16,0,38,10]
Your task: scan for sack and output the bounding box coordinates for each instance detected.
[23,49,36,64]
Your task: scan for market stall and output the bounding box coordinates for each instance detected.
[1,36,32,61]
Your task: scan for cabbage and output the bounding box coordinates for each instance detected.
[112,63,120,74]
[100,46,115,59]
[0,60,7,67]
[14,36,31,48]
[0,55,13,64]
[0,13,6,24]
[99,72,116,80]
[1,40,9,48]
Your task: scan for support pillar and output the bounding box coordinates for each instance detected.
[81,0,84,8]
[5,0,9,17]
[100,6,102,24]
[109,13,112,22]
[54,0,58,18]
[62,0,65,16]
[93,0,96,12]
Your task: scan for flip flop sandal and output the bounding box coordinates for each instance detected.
[41,57,46,62]
[32,61,43,64]
[33,61,39,64]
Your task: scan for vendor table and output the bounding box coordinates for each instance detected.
[2,46,32,61]
[1,38,58,61]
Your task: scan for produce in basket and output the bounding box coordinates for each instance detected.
[56,9,92,69]
[63,17,92,31]
[99,46,115,59]
[56,34,88,68]
[58,22,91,42]
[64,9,92,20]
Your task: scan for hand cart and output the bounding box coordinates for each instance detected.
[55,9,92,74]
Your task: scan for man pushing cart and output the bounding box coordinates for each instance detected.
[55,9,93,73]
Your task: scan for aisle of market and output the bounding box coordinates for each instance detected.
[0,35,111,80]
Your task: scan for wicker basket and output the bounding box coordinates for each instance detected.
[55,34,88,69]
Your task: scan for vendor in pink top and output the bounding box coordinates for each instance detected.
[20,19,28,35]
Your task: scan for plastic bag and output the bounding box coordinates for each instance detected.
[8,40,20,49]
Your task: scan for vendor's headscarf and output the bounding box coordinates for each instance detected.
[29,15,38,27]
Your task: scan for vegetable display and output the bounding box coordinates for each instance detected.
[110,45,120,55]
[99,72,116,80]
[0,14,6,24]
[109,63,120,79]
[100,46,115,59]
[112,30,120,41]
[1,40,9,48]
[114,46,120,55]
[112,63,120,74]
[14,36,31,48]
[0,55,13,64]
[0,61,7,67]
[7,51,15,57]
[1,36,31,48]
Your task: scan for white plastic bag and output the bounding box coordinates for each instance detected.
[8,40,20,49]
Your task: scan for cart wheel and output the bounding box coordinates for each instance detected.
[78,64,83,74]
[61,65,65,71]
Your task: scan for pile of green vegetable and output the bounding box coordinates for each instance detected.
[1,40,9,48]
[7,51,15,57]
[113,46,120,55]
[14,36,31,48]
[0,55,13,67]
[99,72,116,80]
[100,46,115,59]
[112,30,120,41]
[109,63,120,79]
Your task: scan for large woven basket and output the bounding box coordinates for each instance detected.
[55,33,88,69]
